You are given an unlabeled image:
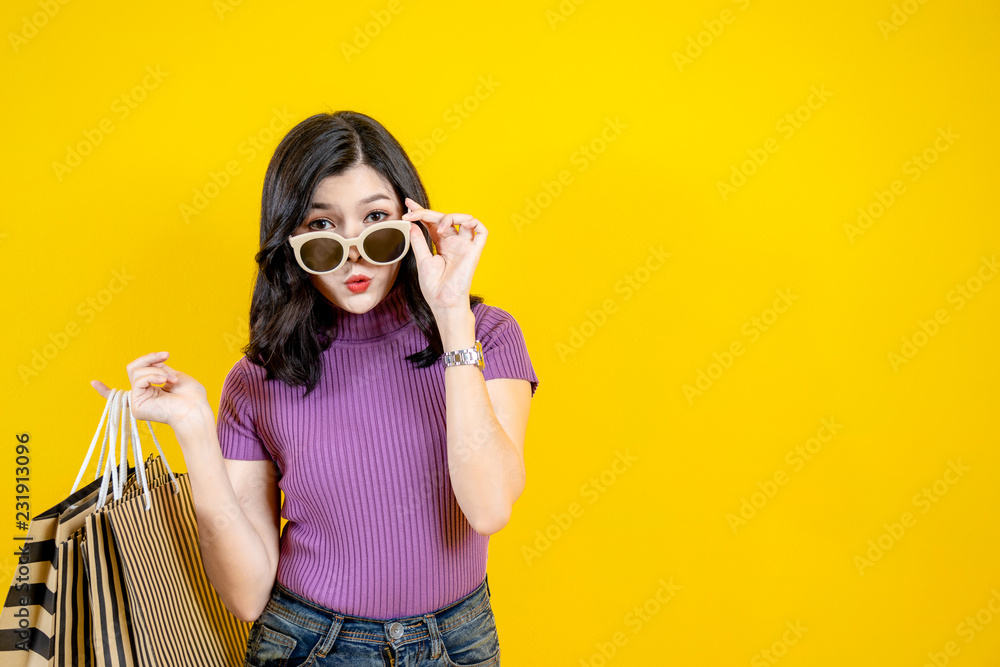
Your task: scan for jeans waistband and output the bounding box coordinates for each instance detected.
[266,575,492,649]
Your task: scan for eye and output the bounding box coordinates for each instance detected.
[366,210,391,223]
[307,218,335,231]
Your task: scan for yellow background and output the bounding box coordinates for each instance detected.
[2,0,999,664]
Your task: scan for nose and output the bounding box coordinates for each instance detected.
[343,222,364,262]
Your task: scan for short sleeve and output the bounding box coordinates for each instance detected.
[217,361,272,461]
[474,305,540,397]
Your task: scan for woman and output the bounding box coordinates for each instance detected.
[91,111,539,666]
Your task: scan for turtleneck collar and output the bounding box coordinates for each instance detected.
[329,279,412,342]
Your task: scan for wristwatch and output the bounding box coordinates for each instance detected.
[443,339,485,371]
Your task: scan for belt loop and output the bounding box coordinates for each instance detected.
[423,613,444,660]
[484,573,490,596]
[314,613,344,659]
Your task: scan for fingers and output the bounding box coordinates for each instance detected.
[151,362,179,376]
[471,219,489,249]
[402,202,488,247]
[134,368,177,391]
[124,352,179,391]
[409,223,434,264]
[404,208,442,249]
[435,213,473,237]
[439,215,486,245]
[91,380,110,399]
[402,206,445,225]
[144,363,180,384]
[95,351,180,403]
[126,351,169,376]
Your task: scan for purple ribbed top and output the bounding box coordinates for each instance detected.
[216,280,539,619]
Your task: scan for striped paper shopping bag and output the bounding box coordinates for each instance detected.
[0,388,140,666]
[54,454,168,667]
[89,388,252,666]
[0,473,108,665]
[103,471,253,666]
[52,527,97,666]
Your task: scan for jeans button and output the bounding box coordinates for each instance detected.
[388,622,404,640]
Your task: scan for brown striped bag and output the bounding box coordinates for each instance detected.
[53,528,96,666]
[3,388,253,666]
[55,453,168,666]
[0,387,141,665]
[86,389,253,666]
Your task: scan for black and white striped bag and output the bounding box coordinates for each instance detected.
[0,387,141,665]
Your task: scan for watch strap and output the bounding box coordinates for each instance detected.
[443,339,485,371]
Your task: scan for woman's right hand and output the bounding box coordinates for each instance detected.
[90,351,209,431]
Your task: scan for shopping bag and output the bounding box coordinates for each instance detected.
[58,454,167,667]
[55,391,168,666]
[0,476,108,664]
[0,388,139,665]
[57,387,239,667]
[52,528,96,666]
[78,454,171,667]
[4,386,253,666]
[97,393,253,667]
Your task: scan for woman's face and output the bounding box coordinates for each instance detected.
[291,164,405,314]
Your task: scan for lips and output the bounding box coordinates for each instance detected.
[346,274,371,284]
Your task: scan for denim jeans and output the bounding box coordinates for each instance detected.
[243,575,501,667]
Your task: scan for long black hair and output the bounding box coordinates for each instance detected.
[242,111,484,397]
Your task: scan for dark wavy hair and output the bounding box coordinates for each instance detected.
[242,111,484,397]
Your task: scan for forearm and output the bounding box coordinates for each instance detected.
[172,405,274,620]
[439,308,525,535]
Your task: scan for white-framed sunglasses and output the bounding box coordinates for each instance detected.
[288,220,412,275]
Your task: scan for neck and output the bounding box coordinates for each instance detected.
[330,279,411,342]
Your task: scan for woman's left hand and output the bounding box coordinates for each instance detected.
[403,196,488,315]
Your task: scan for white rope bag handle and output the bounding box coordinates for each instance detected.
[67,387,123,509]
[72,388,180,511]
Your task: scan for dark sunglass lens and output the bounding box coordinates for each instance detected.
[363,228,406,263]
[301,238,344,272]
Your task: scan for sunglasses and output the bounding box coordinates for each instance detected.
[288,221,412,275]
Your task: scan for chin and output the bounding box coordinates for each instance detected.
[336,284,386,313]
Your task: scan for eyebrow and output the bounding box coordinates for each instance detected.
[309,193,393,211]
